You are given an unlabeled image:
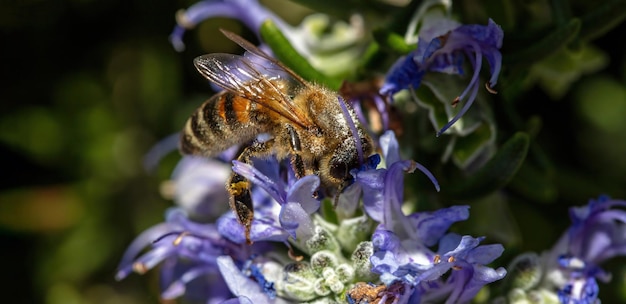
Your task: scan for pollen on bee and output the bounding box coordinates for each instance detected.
[229,181,249,196]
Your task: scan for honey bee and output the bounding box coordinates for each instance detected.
[180,29,373,244]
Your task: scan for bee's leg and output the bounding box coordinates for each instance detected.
[228,140,275,245]
[228,172,254,245]
[286,125,320,199]
[286,125,306,178]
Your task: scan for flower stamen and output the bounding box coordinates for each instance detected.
[434,254,442,264]
[175,9,195,29]
[286,241,304,261]
[485,81,498,94]
[451,96,460,107]
[132,262,149,274]
[173,231,191,246]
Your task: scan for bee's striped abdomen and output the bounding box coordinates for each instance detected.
[180,92,271,156]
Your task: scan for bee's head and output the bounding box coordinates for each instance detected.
[318,95,374,193]
[321,134,373,187]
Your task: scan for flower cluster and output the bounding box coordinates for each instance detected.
[116,1,626,303]
[380,17,503,137]
[497,196,626,304]
[118,128,505,303]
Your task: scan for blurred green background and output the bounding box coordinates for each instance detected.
[0,0,624,303]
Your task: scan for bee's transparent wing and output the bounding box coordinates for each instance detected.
[220,29,309,85]
[194,53,314,129]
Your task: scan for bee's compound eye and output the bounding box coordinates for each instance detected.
[329,160,350,181]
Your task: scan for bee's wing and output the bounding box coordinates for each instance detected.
[220,29,309,85]
[194,53,315,129]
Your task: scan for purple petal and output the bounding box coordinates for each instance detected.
[455,18,503,48]
[171,156,230,216]
[143,132,180,172]
[382,160,420,240]
[558,276,600,304]
[116,222,178,280]
[437,233,463,254]
[356,168,386,222]
[370,250,402,285]
[372,226,401,252]
[232,160,284,204]
[279,202,313,240]
[217,212,290,243]
[410,206,470,247]
[217,255,272,304]
[443,235,484,257]
[380,54,426,97]
[169,0,288,52]
[436,73,480,137]
[286,175,320,214]
[483,46,502,87]
[450,262,507,303]
[416,262,453,282]
[467,244,505,265]
[379,131,401,166]
[222,298,254,304]
[161,266,214,299]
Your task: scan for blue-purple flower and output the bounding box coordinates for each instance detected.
[380,18,503,137]
[217,255,282,304]
[169,0,367,79]
[170,0,291,52]
[498,196,626,304]
[216,157,321,245]
[348,130,440,223]
[361,138,505,301]
[116,208,250,301]
[366,201,507,303]
[169,156,231,217]
[554,196,626,303]
[342,130,505,303]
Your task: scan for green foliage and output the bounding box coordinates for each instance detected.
[446,132,530,199]
[260,19,343,89]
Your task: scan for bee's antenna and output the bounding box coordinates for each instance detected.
[338,96,363,163]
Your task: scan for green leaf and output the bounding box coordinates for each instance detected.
[372,28,416,54]
[416,73,490,137]
[358,41,387,73]
[508,162,558,203]
[504,18,581,65]
[288,0,397,20]
[320,198,339,225]
[259,20,341,90]
[452,122,495,168]
[415,84,449,132]
[526,44,608,99]
[446,132,530,199]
